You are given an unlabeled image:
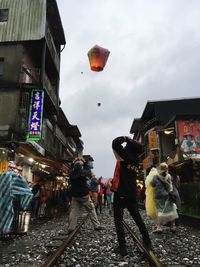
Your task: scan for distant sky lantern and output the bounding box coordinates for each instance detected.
[87,45,110,72]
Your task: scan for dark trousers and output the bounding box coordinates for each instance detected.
[31,197,40,219]
[97,195,103,213]
[113,194,151,247]
[12,197,20,234]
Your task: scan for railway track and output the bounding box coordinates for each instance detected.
[41,213,89,267]
[123,220,165,267]
[40,214,165,267]
[0,207,192,266]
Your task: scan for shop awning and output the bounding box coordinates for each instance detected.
[16,143,67,174]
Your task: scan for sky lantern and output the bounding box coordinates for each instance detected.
[87,45,110,72]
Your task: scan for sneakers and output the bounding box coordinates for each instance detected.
[94,226,104,231]
[152,228,163,234]
[113,246,128,257]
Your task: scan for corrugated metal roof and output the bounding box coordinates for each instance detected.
[0,0,46,42]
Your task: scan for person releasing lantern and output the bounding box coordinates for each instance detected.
[87,45,110,72]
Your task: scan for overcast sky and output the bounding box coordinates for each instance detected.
[56,0,200,178]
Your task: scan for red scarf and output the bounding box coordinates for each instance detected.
[111,160,121,192]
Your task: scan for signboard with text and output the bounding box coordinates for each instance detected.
[177,120,200,158]
[27,90,44,141]
[148,130,159,149]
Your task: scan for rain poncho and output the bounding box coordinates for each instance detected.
[151,173,178,224]
[145,167,158,220]
[0,171,33,234]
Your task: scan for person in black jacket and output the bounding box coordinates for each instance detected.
[111,136,151,256]
[67,158,103,233]
[31,181,41,220]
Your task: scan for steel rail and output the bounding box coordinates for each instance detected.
[41,214,89,267]
[123,220,165,267]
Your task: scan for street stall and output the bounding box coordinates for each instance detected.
[0,163,33,238]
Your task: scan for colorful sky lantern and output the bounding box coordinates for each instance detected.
[87,45,110,72]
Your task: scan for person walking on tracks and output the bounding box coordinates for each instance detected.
[89,174,99,213]
[67,158,103,234]
[31,180,41,220]
[105,178,114,214]
[111,136,152,256]
[151,162,178,233]
[97,176,104,214]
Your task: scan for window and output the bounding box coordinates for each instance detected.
[0,9,9,22]
[0,58,4,75]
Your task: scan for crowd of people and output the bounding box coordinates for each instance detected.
[66,135,181,257]
[30,168,115,222]
[30,181,71,220]
[0,135,182,259]
[88,174,114,214]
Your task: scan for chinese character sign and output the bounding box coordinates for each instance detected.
[148,131,159,149]
[27,90,44,140]
[177,120,200,157]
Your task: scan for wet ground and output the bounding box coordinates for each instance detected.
[0,207,200,266]
[0,206,68,257]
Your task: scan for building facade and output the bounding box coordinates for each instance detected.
[0,0,83,181]
[130,98,200,217]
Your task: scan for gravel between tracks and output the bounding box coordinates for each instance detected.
[0,209,200,267]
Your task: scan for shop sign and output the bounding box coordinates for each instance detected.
[177,120,200,158]
[27,90,44,141]
[0,161,8,174]
[148,130,159,149]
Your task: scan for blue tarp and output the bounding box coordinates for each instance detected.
[0,171,33,234]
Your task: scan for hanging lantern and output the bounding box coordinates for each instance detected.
[87,45,110,72]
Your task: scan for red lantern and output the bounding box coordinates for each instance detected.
[87,45,110,72]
